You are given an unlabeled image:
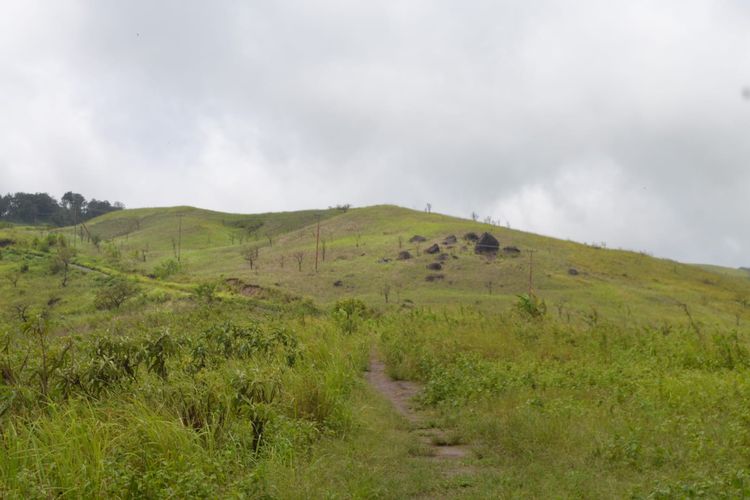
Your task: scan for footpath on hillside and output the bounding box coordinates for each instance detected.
[365,352,470,459]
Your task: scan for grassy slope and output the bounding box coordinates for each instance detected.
[66,204,750,325]
[4,207,750,497]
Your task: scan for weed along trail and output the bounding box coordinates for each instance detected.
[365,351,470,460]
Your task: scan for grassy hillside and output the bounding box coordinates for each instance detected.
[56,204,750,326]
[3,204,750,497]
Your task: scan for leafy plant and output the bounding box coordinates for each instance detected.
[94,278,139,310]
[515,293,547,319]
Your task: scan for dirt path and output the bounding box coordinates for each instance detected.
[365,352,470,459]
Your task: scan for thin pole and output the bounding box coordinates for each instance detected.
[314,215,320,272]
[177,214,183,263]
[528,250,535,294]
[72,206,77,248]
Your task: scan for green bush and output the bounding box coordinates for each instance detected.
[153,259,181,279]
[93,278,139,310]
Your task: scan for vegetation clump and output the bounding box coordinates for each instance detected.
[94,277,139,309]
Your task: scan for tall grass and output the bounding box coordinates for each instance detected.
[376,306,750,497]
[0,300,370,497]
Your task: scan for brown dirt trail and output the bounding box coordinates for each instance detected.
[365,352,470,459]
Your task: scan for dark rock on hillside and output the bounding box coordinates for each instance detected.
[437,253,450,261]
[409,235,427,243]
[397,250,412,260]
[464,232,479,242]
[378,258,392,263]
[0,238,14,247]
[568,268,579,276]
[443,235,457,245]
[503,246,521,255]
[426,262,443,271]
[425,274,445,282]
[475,232,499,254]
[333,280,343,287]
[425,243,440,254]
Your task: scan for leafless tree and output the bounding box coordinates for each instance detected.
[425,203,432,213]
[243,246,259,270]
[54,246,76,287]
[293,251,304,271]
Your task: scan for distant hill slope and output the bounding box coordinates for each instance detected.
[69,204,750,325]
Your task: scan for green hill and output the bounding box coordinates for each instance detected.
[55,204,750,326]
[3,203,750,498]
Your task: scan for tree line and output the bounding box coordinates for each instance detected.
[0,191,124,226]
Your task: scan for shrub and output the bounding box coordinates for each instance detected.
[193,282,218,303]
[331,298,370,335]
[94,278,139,310]
[515,293,547,319]
[153,259,181,279]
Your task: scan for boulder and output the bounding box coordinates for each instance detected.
[443,235,457,245]
[333,280,343,287]
[503,246,521,255]
[437,253,450,261]
[397,250,412,260]
[568,268,579,276]
[464,232,479,242]
[409,235,427,243]
[425,274,445,282]
[475,232,500,254]
[426,262,443,271]
[425,243,440,254]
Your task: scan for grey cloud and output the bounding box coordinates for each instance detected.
[1,0,749,265]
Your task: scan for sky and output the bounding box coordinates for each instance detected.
[1,1,749,266]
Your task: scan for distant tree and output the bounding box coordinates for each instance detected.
[0,194,10,218]
[94,278,138,310]
[51,245,76,287]
[293,251,304,272]
[471,212,478,222]
[243,246,259,270]
[425,203,432,214]
[61,192,86,224]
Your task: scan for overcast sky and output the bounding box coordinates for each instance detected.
[1,1,749,266]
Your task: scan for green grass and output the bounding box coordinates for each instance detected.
[37,204,750,325]
[2,204,750,497]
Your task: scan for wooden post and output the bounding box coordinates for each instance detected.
[528,250,535,294]
[314,215,320,272]
[177,214,183,262]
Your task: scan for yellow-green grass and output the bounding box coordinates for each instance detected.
[39,204,750,327]
[3,205,750,497]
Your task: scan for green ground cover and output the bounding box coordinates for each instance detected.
[2,205,750,497]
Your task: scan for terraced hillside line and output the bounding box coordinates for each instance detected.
[365,352,469,459]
